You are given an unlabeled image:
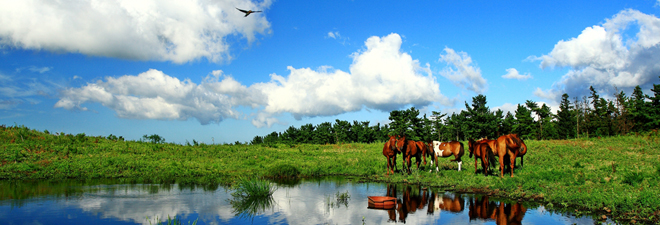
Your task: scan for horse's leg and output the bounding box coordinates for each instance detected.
[498,152,505,178]
[509,153,516,178]
[422,147,427,166]
[387,156,393,175]
[474,155,479,174]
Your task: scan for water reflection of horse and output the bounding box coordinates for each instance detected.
[468,196,527,225]
[486,134,528,178]
[396,185,430,223]
[429,141,465,172]
[426,192,465,215]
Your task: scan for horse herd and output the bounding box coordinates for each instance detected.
[382,134,528,178]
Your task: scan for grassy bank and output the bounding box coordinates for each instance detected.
[1,125,659,224]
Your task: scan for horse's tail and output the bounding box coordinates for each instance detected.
[487,145,497,170]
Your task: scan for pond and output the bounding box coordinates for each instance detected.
[0,177,614,225]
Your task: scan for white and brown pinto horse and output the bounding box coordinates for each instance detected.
[429,141,465,172]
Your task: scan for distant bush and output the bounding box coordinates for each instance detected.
[266,164,300,178]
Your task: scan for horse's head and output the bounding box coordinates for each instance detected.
[388,135,399,153]
[467,139,475,158]
[393,135,406,153]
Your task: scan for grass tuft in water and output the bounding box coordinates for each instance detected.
[229,178,276,220]
[231,178,276,198]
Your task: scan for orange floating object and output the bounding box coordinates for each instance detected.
[368,196,397,209]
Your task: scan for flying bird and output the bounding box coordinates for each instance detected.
[236,8,262,17]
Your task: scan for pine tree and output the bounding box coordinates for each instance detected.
[501,111,515,136]
[525,100,541,139]
[556,93,576,139]
[513,104,534,139]
[645,78,660,130]
[463,95,497,140]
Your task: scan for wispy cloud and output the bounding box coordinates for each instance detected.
[325,31,349,45]
[56,33,452,128]
[501,68,532,80]
[532,9,660,103]
[438,47,487,93]
[0,0,272,64]
[327,31,340,39]
[15,66,53,74]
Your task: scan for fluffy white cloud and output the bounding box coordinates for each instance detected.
[55,69,247,124]
[0,0,271,64]
[438,47,487,93]
[492,103,518,115]
[55,33,451,127]
[534,9,660,103]
[251,33,450,127]
[501,68,532,80]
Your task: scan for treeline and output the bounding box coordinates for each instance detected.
[250,77,660,145]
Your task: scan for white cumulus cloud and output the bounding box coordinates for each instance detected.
[438,47,487,93]
[55,69,248,124]
[501,68,532,80]
[0,0,272,64]
[251,33,450,127]
[55,33,451,128]
[533,9,660,103]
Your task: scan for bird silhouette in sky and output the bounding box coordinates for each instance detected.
[236,8,262,17]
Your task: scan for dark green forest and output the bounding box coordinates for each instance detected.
[250,77,660,145]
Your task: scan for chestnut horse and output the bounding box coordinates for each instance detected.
[430,141,465,172]
[393,135,422,174]
[468,139,496,176]
[383,135,400,175]
[486,134,528,178]
[415,141,432,166]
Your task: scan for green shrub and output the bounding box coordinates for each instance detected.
[266,164,300,178]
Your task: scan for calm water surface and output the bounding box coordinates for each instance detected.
[0,177,613,225]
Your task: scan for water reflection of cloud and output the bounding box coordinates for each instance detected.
[62,185,236,225]
[3,181,608,225]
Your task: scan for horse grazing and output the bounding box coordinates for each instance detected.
[468,138,496,176]
[429,141,465,172]
[487,134,528,178]
[393,135,422,174]
[383,135,401,175]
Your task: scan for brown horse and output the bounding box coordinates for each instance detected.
[415,141,432,166]
[430,141,465,172]
[468,139,496,176]
[486,134,528,178]
[383,135,400,175]
[393,135,422,174]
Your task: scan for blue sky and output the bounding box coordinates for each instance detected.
[1,0,660,144]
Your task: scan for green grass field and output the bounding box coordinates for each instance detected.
[1,125,659,224]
